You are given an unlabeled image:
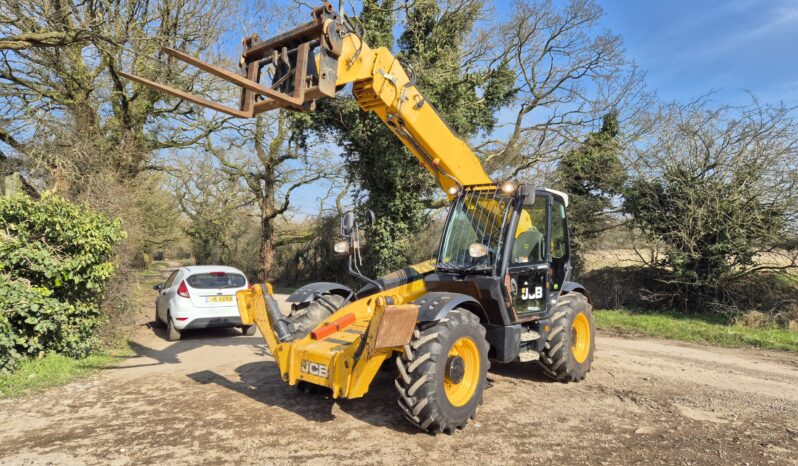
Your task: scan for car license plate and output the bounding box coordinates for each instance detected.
[207,296,233,303]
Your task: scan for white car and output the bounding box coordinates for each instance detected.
[153,265,253,341]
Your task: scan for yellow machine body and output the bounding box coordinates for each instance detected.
[226,18,498,398]
[237,260,434,399]
[332,35,493,193]
[120,4,595,433]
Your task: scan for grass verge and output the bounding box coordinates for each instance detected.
[0,266,155,399]
[595,309,798,352]
[0,350,131,399]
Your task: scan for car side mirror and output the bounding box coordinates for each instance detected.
[153,284,163,291]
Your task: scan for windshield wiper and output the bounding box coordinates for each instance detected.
[436,263,461,273]
[460,264,493,274]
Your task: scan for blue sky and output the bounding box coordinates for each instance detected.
[597,0,798,105]
[226,0,798,216]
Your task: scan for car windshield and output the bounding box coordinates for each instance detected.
[186,272,246,289]
[437,188,514,273]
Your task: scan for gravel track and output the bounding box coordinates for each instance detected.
[1,295,796,465]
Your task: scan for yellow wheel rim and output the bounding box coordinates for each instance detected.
[571,312,591,363]
[444,336,480,407]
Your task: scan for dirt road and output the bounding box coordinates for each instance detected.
[1,295,797,465]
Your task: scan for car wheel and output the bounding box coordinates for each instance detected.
[241,325,257,336]
[153,307,165,328]
[166,312,182,341]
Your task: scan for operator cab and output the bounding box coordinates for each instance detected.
[428,184,572,325]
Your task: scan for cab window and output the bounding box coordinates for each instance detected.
[551,199,568,259]
[511,196,548,265]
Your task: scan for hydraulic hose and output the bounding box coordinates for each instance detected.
[263,291,294,342]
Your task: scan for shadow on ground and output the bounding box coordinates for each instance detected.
[112,319,553,434]
[186,362,423,434]
[488,360,554,383]
[185,358,553,433]
[104,323,270,369]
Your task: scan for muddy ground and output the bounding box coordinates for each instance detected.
[1,294,797,465]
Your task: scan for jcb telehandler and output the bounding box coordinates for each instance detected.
[121,1,595,433]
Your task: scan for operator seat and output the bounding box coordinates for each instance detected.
[512,229,543,263]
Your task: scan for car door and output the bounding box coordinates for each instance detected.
[157,270,179,320]
[505,193,551,322]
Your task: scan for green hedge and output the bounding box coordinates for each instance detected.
[0,194,125,372]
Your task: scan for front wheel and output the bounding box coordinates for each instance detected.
[395,308,489,434]
[539,292,595,382]
[241,325,257,336]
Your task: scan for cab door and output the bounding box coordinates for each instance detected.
[549,196,571,295]
[504,193,551,322]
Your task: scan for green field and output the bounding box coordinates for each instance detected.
[596,309,798,352]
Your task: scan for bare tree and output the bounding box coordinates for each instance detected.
[0,0,234,192]
[477,0,650,178]
[168,156,257,268]
[197,111,335,281]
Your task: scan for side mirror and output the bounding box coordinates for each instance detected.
[468,243,489,258]
[519,184,534,204]
[365,210,376,228]
[153,284,163,291]
[341,212,355,236]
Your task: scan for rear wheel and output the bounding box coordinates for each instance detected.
[540,293,594,382]
[241,325,256,336]
[152,308,164,328]
[395,308,489,434]
[166,312,182,342]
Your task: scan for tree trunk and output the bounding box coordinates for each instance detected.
[258,181,277,281]
[259,213,275,282]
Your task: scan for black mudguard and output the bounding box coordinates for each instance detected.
[561,281,591,303]
[286,282,353,303]
[414,292,484,322]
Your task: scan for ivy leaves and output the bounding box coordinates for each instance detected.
[0,194,125,372]
[0,193,125,302]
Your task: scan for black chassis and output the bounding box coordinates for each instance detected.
[415,187,588,363]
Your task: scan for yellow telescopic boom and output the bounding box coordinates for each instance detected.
[119,1,492,195]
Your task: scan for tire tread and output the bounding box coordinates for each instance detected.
[394,309,489,434]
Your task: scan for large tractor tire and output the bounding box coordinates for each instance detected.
[395,308,489,434]
[286,294,346,339]
[540,292,595,382]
